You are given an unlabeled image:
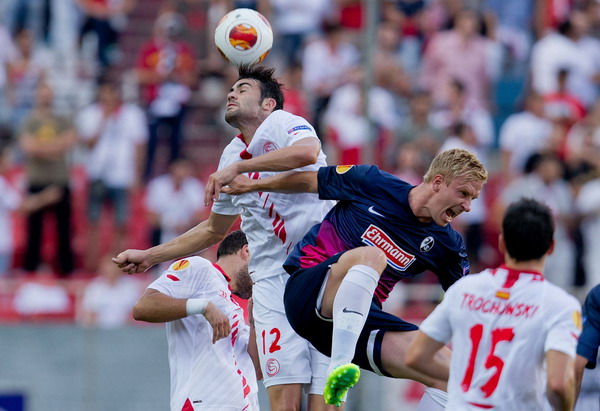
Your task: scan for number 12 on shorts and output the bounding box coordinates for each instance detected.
[462,323,515,398]
[261,328,282,354]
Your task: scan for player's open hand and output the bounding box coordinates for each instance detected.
[204,164,239,205]
[204,302,231,343]
[221,175,254,195]
[112,249,154,274]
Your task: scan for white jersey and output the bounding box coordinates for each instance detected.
[212,110,333,281]
[420,266,581,411]
[148,257,258,411]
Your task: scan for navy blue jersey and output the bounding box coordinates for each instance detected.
[578,284,600,368]
[283,165,469,303]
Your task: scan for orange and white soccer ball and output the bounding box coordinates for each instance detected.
[214,8,273,66]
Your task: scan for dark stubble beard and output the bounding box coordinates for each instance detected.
[224,110,240,128]
[233,267,254,300]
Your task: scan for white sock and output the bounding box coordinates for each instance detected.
[416,387,448,411]
[328,264,380,374]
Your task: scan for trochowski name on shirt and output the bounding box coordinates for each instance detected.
[461,293,539,318]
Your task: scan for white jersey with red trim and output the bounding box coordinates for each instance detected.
[420,265,581,411]
[212,110,333,282]
[148,257,258,411]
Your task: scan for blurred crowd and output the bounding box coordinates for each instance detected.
[0,0,600,325]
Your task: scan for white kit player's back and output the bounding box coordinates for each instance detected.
[427,267,581,410]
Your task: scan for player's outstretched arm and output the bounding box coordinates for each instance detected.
[546,350,576,411]
[133,289,231,343]
[405,331,450,382]
[113,212,239,274]
[223,170,318,196]
[205,137,320,204]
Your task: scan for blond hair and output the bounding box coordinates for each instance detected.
[423,149,488,184]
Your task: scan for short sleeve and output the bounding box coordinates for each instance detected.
[433,234,469,291]
[545,293,582,358]
[281,113,318,145]
[577,285,600,368]
[148,257,214,299]
[418,282,460,343]
[317,165,382,201]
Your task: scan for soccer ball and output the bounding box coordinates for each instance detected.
[214,8,273,66]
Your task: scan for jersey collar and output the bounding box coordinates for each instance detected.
[493,264,544,289]
[212,263,231,283]
[236,134,253,159]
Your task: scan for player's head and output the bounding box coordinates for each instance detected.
[225,65,284,127]
[422,148,487,226]
[217,230,253,299]
[502,198,554,262]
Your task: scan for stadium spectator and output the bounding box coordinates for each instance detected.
[7,27,51,131]
[420,9,491,110]
[498,91,554,181]
[19,82,76,276]
[323,66,399,165]
[0,23,18,126]
[499,152,576,291]
[76,0,136,76]
[135,9,197,180]
[575,173,600,293]
[391,89,444,172]
[115,65,338,411]
[0,143,62,276]
[13,265,72,318]
[406,198,581,411]
[133,230,260,411]
[145,157,206,245]
[221,148,488,408]
[564,100,600,179]
[390,141,423,186]
[302,19,360,142]
[80,255,142,328]
[530,9,600,109]
[430,79,495,154]
[268,0,330,67]
[77,78,147,272]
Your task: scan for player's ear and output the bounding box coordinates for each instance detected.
[261,97,276,112]
[498,233,506,255]
[241,244,250,261]
[432,174,444,192]
[546,239,555,256]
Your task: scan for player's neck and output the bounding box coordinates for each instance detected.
[407,184,434,223]
[503,256,546,275]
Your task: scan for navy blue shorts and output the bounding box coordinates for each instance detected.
[283,253,418,376]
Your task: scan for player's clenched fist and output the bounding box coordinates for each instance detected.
[204,302,231,343]
[112,249,154,274]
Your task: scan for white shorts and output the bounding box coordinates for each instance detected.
[252,273,329,394]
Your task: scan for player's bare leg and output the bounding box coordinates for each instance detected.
[266,384,302,411]
[320,247,388,405]
[381,330,450,410]
[308,393,346,410]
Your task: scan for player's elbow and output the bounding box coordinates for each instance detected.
[405,347,426,372]
[546,371,574,402]
[132,301,154,322]
[294,145,319,167]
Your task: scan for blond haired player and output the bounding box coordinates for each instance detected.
[406,199,581,410]
[115,65,338,410]
[133,231,259,410]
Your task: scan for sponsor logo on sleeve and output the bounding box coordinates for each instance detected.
[335,165,354,174]
[286,125,312,135]
[361,224,415,271]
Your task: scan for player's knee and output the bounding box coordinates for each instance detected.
[353,246,387,272]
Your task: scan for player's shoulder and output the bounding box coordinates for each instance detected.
[585,284,600,306]
[543,280,580,309]
[165,256,213,274]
